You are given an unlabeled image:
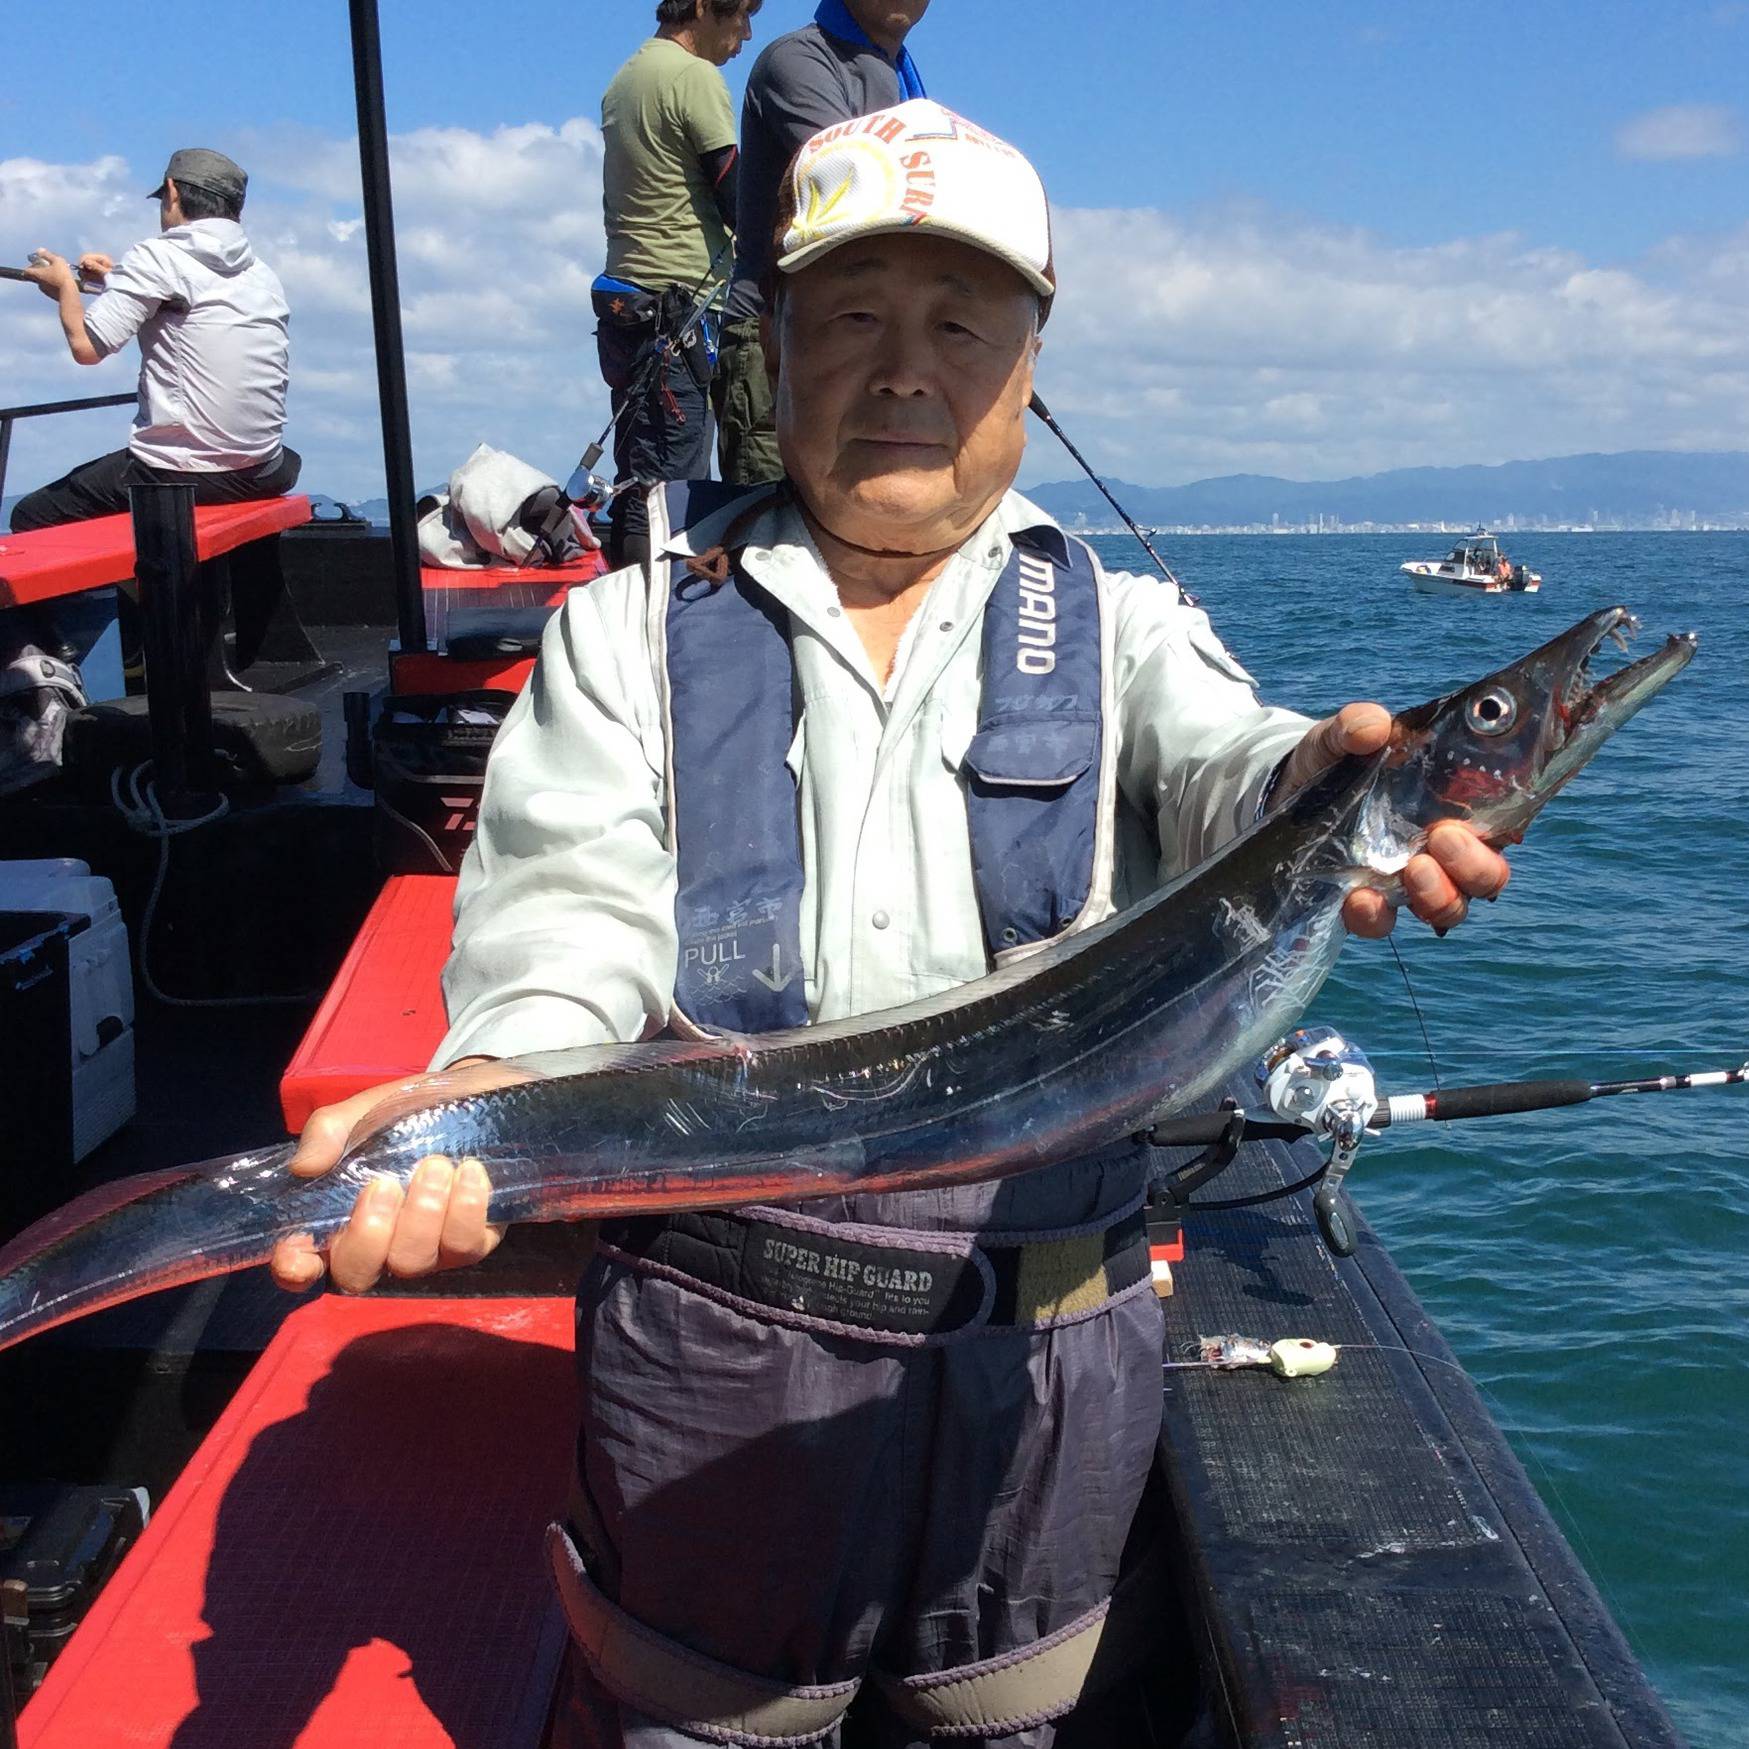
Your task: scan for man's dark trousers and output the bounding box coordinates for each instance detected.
[592,285,713,563]
[9,447,303,532]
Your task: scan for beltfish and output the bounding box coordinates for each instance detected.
[0,607,1695,1352]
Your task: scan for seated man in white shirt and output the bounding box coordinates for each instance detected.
[11,147,298,532]
[270,102,1511,1748]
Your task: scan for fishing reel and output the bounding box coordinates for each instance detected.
[1256,1028,1379,1254]
[1139,1029,1746,1262]
[1138,1025,1381,1259]
[524,452,627,564]
[560,463,621,517]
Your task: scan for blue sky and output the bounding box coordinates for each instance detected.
[4,0,1746,499]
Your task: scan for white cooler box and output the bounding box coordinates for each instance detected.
[0,858,136,1161]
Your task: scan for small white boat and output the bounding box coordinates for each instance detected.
[1400,531,1541,595]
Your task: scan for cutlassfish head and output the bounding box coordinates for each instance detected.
[1372,606,1696,854]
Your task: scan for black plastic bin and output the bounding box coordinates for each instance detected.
[0,913,82,1236]
[0,1484,148,1699]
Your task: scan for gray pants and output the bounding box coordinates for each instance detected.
[548,1243,1168,1748]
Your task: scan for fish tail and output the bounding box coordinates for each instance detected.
[0,1141,301,1354]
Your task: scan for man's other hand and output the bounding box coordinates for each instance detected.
[76,252,113,283]
[1282,702,1512,939]
[23,249,77,299]
[269,1058,531,1296]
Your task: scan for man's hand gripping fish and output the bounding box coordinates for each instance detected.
[0,608,1696,1351]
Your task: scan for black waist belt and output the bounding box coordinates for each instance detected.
[597,1207,1149,1339]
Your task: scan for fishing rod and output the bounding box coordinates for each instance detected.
[1138,1026,1748,1258]
[531,243,734,557]
[1027,391,1187,594]
[2,261,101,294]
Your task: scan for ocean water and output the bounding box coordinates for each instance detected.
[1084,531,1749,1746]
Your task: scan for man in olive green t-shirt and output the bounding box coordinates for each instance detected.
[595,0,761,564]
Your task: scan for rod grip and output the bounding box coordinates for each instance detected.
[1140,1111,1307,1147]
[1428,1079,1594,1120]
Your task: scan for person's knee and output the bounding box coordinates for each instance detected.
[9,491,57,533]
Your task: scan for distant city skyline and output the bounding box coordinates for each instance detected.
[1024,447,1749,535]
[3,0,1746,500]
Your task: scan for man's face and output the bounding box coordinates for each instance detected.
[768,233,1040,554]
[846,0,929,44]
[693,0,757,64]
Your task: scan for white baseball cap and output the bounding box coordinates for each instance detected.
[775,99,1055,306]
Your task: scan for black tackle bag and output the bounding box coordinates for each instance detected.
[358,690,517,875]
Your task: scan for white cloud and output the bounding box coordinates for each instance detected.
[1615,104,1741,161]
[1,122,609,504]
[1027,206,1749,486]
[4,123,1748,507]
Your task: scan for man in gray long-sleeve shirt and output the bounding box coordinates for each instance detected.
[714,0,930,485]
[273,102,1512,1747]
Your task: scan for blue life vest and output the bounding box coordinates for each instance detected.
[655,482,1108,1035]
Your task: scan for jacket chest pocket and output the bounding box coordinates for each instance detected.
[957,714,1098,793]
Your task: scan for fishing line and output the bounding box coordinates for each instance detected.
[1026,393,1190,597]
[1388,933,1442,1089]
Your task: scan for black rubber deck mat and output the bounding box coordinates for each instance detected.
[1155,1090,1685,1748]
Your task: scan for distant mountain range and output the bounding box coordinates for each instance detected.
[1023,450,1749,531]
[315,451,1749,531]
[7,452,1746,536]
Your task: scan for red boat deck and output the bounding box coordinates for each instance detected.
[279,875,457,1132]
[18,1295,575,1748]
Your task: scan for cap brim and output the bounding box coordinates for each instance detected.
[148,183,166,199]
[777,223,1056,298]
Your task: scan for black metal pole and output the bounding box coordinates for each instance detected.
[348,0,427,653]
[130,482,216,804]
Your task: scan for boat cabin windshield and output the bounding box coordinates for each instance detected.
[1450,537,1503,569]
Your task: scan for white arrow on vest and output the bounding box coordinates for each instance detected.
[751,943,797,993]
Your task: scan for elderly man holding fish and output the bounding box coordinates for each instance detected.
[272,102,1509,1748]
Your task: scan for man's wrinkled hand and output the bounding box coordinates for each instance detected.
[76,252,113,282]
[269,1058,530,1297]
[1283,702,1512,939]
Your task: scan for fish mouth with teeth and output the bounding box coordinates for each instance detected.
[1374,605,1697,854]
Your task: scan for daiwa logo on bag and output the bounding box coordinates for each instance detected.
[1016,553,1057,674]
[440,794,480,835]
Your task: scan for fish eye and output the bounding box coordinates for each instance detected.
[1464,687,1518,736]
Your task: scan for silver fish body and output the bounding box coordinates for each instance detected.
[0,608,1696,1352]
